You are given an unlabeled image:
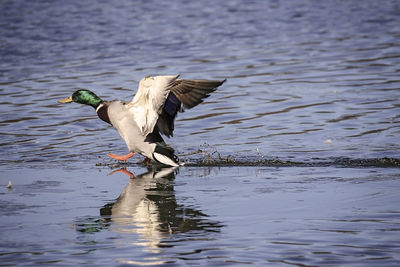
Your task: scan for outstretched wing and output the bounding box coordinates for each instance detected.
[170,79,226,108]
[127,75,179,136]
[155,78,226,137]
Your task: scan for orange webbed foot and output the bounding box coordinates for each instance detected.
[109,167,135,179]
[107,152,134,162]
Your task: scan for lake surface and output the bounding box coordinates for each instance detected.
[1,164,399,266]
[1,0,399,266]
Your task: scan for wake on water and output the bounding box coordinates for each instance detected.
[97,148,400,168]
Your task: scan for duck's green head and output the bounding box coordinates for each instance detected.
[58,89,103,109]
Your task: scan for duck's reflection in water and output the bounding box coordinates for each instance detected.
[99,166,223,253]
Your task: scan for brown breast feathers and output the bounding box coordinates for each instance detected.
[96,102,111,125]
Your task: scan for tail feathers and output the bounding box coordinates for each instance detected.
[153,152,179,167]
[153,145,179,167]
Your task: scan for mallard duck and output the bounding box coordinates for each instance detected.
[59,75,225,166]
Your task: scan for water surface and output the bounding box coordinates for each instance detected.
[1,164,400,266]
[0,0,399,164]
[0,0,399,266]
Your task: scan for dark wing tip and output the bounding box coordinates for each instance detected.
[156,78,225,137]
[170,78,225,109]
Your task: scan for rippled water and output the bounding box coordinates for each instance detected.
[1,165,400,266]
[1,0,400,266]
[1,0,399,165]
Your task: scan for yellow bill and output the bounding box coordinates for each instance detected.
[58,96,73,103]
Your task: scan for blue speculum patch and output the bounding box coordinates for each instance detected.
[164,93,181,116]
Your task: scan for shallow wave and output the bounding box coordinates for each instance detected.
[183,156,400,168]
[96,153,400,169]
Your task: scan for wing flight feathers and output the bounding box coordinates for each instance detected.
[170,79,225,108]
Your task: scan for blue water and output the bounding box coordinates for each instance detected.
[1,165,400,266]
[0,0,400,265]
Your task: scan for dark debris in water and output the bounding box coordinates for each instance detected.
[95,150,400,168]
[183,156,400,168]
[179,149,400,168]
[328,157,400,168]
